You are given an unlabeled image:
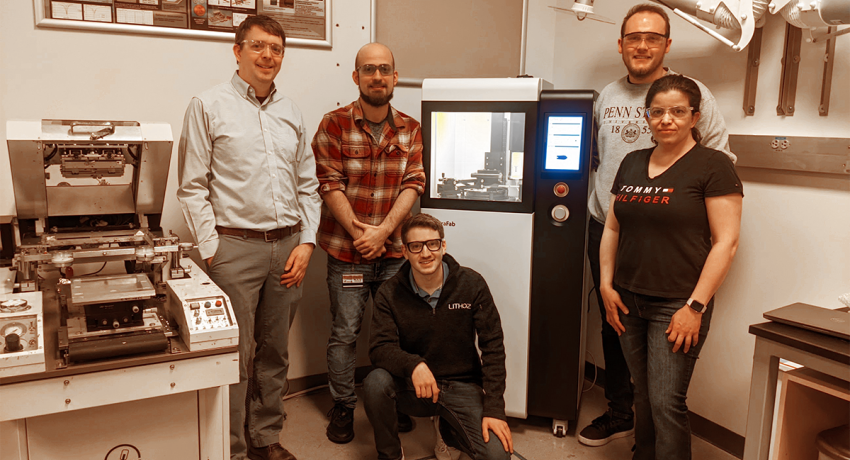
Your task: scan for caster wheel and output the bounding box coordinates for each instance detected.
[552,419,568,437]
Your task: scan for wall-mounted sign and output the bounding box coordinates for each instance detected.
[35,0,332,48]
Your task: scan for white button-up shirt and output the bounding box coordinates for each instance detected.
[177,72,322,259]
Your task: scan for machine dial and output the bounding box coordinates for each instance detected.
[1,322,27,338]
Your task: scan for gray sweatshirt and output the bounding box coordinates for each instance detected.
[588,69,736,224]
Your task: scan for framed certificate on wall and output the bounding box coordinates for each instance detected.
[35,0,332,49]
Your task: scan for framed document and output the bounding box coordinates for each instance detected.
[35,0,332,49]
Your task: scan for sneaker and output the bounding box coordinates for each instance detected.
[326,403,354,444]
[578,410,634,446]
[433,416,460,460]
[398,412,415,433]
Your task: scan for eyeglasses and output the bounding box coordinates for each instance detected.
[357,64,394,76]
[645,106,694,119]
[241,40,284,57]
[623,32,668,49]
[405,239,442,254]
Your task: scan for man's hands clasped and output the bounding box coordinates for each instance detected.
[351,220,391,260]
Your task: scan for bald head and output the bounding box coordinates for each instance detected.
[355,43,395,70]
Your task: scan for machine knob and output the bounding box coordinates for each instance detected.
[552,205,570,222]
[215,300,222,307]
[132,305,140,313]
[0,299,29,312]
[113,320,120,329]
[4,333,22,353]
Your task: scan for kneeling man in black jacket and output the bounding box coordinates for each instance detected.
[363,213,513,460]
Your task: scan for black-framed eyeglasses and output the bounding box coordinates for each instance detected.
[241,40,284,57]
[357,64,394,76]
[405,239,442,254]
[645,106,694,119]
[622,32,668,49]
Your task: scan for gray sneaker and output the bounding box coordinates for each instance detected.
[578,410,634,447]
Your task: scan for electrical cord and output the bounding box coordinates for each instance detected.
[582,350,598,393]
[586,284,597,312]
[77,262,108,277]
[583,284,600,392]
[103,444,141,460]
[43,145,59,165]
[282,383,330,401]
[125,145,140,163]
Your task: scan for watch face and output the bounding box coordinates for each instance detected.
[689,300,705,313]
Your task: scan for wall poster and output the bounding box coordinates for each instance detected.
[35,0,332,48]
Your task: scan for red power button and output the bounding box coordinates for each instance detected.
[554,182,569,197]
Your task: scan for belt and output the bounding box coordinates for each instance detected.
[216,223,301,242]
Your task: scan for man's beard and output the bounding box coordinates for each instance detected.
[360,86,394,107]
[624,55,664,79]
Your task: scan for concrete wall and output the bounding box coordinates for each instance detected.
[526,0,850,436]
[376,0,524,78]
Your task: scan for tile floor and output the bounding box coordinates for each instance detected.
[277,383,738,460]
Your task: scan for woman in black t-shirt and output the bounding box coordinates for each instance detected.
[598,75,743,460]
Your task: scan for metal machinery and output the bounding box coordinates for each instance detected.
[0,120,239,460]
[421,79,596,436]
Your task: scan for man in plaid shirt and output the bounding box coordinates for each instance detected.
[312,42,425,444]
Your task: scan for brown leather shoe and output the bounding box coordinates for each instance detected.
[247,443,296,460]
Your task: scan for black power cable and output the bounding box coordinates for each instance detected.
[103,444,141,460]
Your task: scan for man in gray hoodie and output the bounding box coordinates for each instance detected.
[580,3,735,448]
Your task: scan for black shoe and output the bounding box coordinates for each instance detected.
[397,412,415,433]
[247,443,297,460]
[326,403,354,444]
[577,410,634,447]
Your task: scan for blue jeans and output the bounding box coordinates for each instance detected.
[587,219,634,419]
[363,369,511,460]
[326,255,405,407]
[208,233,303,459]
[615,286,713,460]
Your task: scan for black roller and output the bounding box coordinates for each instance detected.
[68,331,167,363]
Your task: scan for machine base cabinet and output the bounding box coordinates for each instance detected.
[0,352,236,460]
[772,367,850,460]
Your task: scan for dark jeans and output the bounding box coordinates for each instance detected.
[587,218,634,419]
[363,368,511,460]
[616,286,713,460]
[326,256,404,408]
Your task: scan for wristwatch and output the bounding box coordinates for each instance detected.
[687,298,707,314]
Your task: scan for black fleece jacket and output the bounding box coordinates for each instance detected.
[369,254,507,420]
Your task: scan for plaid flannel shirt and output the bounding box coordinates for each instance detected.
[312,100,425,264]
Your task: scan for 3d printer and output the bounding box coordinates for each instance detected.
[0,119,238,377]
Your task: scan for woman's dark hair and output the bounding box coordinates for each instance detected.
[645,74,703,144]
